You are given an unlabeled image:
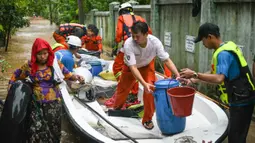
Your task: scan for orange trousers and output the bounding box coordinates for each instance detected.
[164,64,172,77]
[113,60,156,124]
[53,32,68,49]
[113,51,138,94]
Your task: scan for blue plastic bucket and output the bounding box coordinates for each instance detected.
[87,61,103,76]
[153,79,186,135]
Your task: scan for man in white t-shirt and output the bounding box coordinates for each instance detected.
[113,21,180,130]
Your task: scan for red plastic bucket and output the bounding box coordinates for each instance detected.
[167,87,196,117]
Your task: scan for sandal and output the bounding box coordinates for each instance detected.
[143,120,154,130]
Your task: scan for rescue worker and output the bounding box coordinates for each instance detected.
[180,22,255,143]
[113,21,180,130]
[52,23,86,59]
[53,23,86,50]
[55,35,81,72]
[105,2,153,108]
[81,24,102,58]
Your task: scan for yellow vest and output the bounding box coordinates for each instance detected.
[212,41,247,74]
[52,43,65,50]
[211,41,255,103]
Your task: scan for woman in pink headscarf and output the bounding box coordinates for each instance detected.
[8,38,84,142]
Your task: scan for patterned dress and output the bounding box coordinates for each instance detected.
[9,60,72,143]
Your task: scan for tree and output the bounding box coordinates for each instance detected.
[0,0,151,51]
[0,0,30,51]
[49,0,53,25]
[83,0,151,12]
[78,0,84,24]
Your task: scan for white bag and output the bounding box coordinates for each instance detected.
[53,57,64,83]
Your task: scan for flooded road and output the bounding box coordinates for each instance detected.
[0,18,93,143]
[0,18,254,143]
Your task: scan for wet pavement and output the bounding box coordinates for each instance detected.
[0,18,254,142]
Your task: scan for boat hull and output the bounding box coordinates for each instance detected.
[60,72,229,143]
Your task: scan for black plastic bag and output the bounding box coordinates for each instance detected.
[0,80,32,143]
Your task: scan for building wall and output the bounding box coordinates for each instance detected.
[84,0,255,73]
[151,0,255,72]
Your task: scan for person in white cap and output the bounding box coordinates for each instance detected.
[55,35,82,72]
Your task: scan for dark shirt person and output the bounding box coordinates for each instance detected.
[180,23,255,143]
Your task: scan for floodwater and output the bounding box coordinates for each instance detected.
[0,18,94,143]
[0,18,255,143]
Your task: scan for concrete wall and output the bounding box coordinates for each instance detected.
[158,2,200,70]
[151,0,255,72]
[94,11,111,45]
[214,1,255,69]
[84,0,255,73]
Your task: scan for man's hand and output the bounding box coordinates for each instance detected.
[74,53,81,59]
[73,74,85,84]
[143,83,155,93]
[180,68,196,79]
[77,75,85,84]
[177,77,192,85]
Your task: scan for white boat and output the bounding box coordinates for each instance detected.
[60,61,228,143]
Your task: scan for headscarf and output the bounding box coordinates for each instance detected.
[31,38,54,76]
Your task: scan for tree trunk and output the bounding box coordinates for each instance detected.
[78,0,84,24]
[49,0,53,25]
[5,31,10,52]
[2,33,6,46]
[5,23,12,52]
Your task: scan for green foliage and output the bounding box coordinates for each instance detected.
[0,59,11,73]
[0,25,3,32]
[27,0,47,16]
[83,0,150,12]
[0,1,30,29]
[47,0,79,25]
[84,0,111,12]
[0,0,30,50]
[0,0,151,40]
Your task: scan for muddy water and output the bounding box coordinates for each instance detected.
[0,18,93,143]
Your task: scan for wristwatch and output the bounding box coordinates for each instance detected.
[193,72,198,78]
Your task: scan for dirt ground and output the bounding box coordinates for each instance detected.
[0,18,254,143]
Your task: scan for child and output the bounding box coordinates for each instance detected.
[82,24,102,58]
